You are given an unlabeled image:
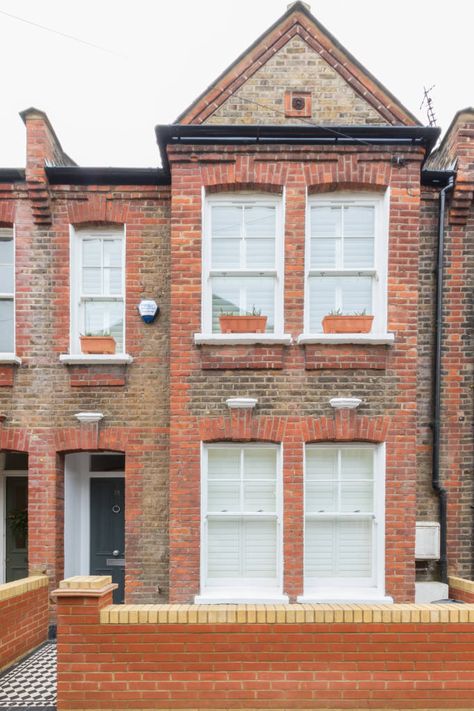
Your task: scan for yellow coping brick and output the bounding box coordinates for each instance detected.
[0,575,48,603]
[449,576,474,594]
[96,602,474,625]
[59,575,111,590]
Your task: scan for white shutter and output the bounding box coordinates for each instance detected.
[211,276,275,332]
[244,206,275,269]
[310,206,340,269]
[0,300,14,351]
[304,446,376,585]
[305,518,373,579]
[343,206,374,269]
[204,446,280,590]
[0,230,14,294]
[340,276,372,314]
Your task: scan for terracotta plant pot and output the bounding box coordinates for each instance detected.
[219,315,268,334]
[80,335,116,354]
[322,315,374,334]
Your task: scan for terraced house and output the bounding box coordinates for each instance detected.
[0,2,472,618]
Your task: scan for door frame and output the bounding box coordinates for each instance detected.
[0,453,29,584]
[64,452,125,579]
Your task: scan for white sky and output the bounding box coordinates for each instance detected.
[0,0,472,168]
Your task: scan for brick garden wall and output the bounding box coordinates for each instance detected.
[0,575,49,671]
[55,577,474,710]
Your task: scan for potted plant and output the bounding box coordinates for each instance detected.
[219,306,268,334]
[322,309,374,334]
[80,331,116,354]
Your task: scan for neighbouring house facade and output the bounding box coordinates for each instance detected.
[0,2,472,612]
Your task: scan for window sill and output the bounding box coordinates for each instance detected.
[0,354,21,365]
[194,333,292,346]
[195,593,289,604]
[298,333,395,345]
[298,593,393,604]
[59,354,133,365]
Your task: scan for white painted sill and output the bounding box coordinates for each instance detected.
[195,593,290,604]
[59,354,133,365]
[298,593,394,604]
[0,354,21,365]
[194,333,292,346]
[297,333,395,346]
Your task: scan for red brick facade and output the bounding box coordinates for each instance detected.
[0,2,472,612]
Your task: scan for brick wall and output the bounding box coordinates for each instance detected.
[449,577,474,604]
[0,575,49,671]
[55,576,474,710]
[169,142,426,603]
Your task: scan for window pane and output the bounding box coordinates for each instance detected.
[207,519,240,578]
[211,206,242,238]
[211,238,240,269]
[211,276,275,332]
[340,276,372,314]
[82,239,101,267]
[308,276,337,333]
[103,240,122,268]
[341,449,373,480]
[0,265,14,294]
[83,300,123,351]
[306,449,337,481]
[208,449,240,480]
[310,206,340,268]
[305,519,372,578]
[243,519,277,578]
[306,481,337,512]
[244,449,276,480]
[208,481,240,512]
[82,268,102,294]
[246,238,275,269]
[244,206,275,238]
[0,236,14,264]
[340,481,373,513]
[104,268,122,296]
[243,482,276,512]
[343,206,374,269]
[0,299,14,351]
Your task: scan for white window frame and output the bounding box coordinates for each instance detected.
[69,225,126,355]
[0,226,16,359]
[197,442,288,603]
[299,442,392,603]
[198,191,287,343]
[301,190,390,342]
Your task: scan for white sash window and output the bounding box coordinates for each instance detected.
[203,196,284,335]
[198,444,286,603]
[0,228,14,354]
[306,192,389,334]
[301,443,388,602]
[71,227,125,353]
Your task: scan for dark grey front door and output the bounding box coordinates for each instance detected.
[90,477,125,603]
[5,476,28,582]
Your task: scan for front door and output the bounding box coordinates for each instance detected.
[5,477,28,582]
[90,478,125,603]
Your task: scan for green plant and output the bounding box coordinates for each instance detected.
[327,309,369,316]
[81,329,112,337]
[8,508,28,543]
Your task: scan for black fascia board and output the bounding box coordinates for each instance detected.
[421,169,456,188]
[45,166,169,186]
[155,124,441,169]
[0,168,25,183]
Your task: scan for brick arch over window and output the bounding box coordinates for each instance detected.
[200,157,287,193]
[306,160,390,193]
[55,426,128,454]
[67,195,129,225]
[200,412,286,443]
[0,201,15,224]
[0,428,29,452]
[302,410,390,443]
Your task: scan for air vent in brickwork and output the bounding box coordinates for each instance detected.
[284,91,312,118]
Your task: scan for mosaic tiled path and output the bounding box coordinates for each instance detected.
[0,642,56,710]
